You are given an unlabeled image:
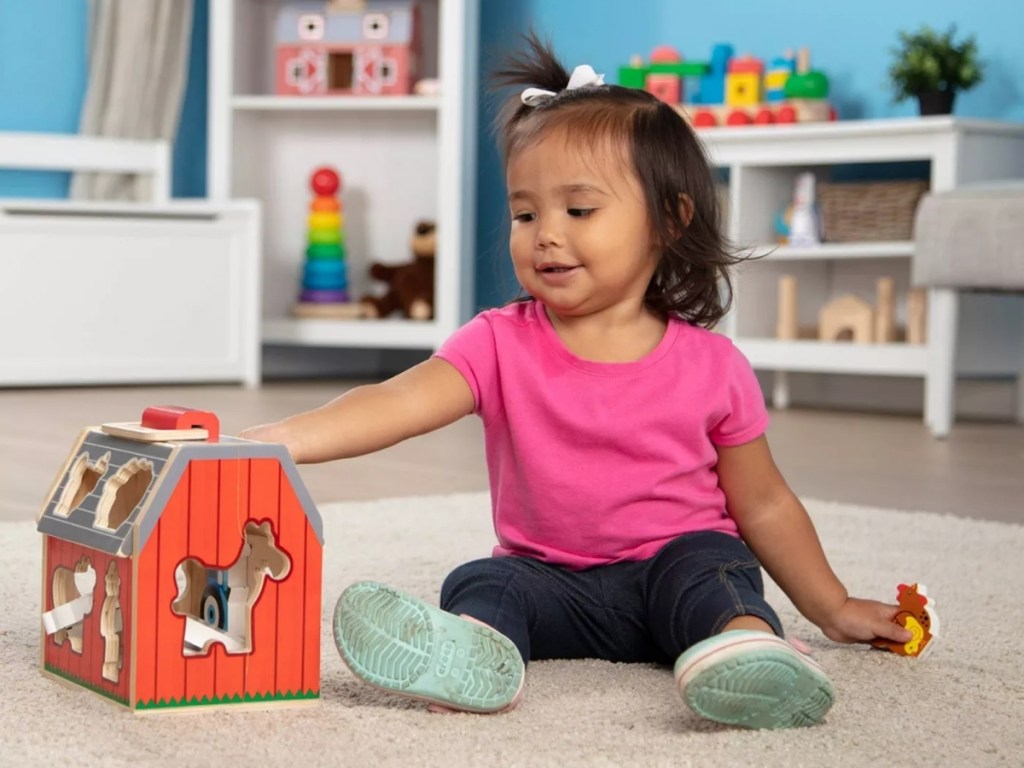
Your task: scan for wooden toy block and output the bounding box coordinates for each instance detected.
[819,294,874,343]
[37,406,324,712]
[646,45,683,103]
[765,52,795,102]
[776,275,799,340]
[695,43,733,105]
[872,583,940,658]
[647,73,681,105]
[875,277,897,342]
[618,55,648,90]
[725,56,764,107]
[907,287,927,344]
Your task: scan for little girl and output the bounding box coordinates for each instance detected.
[241,35,910,730]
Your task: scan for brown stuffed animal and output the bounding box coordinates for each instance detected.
[361,221,436,320]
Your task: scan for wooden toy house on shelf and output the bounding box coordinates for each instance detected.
[276,0,422,96]
[37,406,324,712]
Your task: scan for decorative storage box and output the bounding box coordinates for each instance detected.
[818,180,929,242]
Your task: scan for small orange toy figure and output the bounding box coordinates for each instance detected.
[872,583,940,658]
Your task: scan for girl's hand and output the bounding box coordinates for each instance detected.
[820,597,913,645]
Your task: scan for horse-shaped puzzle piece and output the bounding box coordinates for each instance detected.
[171,520,292,655]
[872,582,940,658]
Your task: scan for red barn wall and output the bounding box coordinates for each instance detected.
[134,457,321,708]
[42,537,133,705]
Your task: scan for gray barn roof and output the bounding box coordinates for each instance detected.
[37,429,324,557]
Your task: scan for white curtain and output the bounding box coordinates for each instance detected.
[71,0,194,201]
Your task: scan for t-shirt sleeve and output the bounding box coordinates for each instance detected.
[708,341,770,446]
[433,312,499,419]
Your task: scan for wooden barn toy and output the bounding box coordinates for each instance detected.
[37,406,324,712]
[275,0,421,96]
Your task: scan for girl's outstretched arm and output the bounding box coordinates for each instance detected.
[715,435,912,646]
[239,358,475,464]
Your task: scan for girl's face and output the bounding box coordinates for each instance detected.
[506,129,660,320]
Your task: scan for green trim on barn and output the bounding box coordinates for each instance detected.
[44,663,129,707]
[135,688,320,710]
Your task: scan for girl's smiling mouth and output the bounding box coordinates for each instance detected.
[537,262,580,273]
[536,263,581,284]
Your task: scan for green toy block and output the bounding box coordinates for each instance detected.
[618,65,647,89]
[648,61,710,76]
[785,71,829,100]
[619,60,710,89]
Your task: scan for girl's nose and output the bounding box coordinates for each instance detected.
[536,218,563,248]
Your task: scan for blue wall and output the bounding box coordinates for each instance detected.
[0,0,89,197]
[0,0,208,199]
[475,0,1024,310]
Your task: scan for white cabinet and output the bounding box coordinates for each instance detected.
[698,117,1024,434]
[207,0,478,352]
[0,200,261,387]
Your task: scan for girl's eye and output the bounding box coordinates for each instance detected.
[513,212,535,223]
[568,208,595,218]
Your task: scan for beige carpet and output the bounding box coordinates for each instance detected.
[3,493,1022,767]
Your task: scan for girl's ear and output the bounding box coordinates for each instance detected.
[661,193,694,244]
[678,193,694,227]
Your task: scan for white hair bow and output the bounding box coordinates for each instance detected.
[521,64,606,107]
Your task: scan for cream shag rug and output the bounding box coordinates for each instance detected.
[2,494,1022,767]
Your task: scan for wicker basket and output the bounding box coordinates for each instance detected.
[817,180,929,242]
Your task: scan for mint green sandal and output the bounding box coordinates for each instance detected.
[333,581,525,713]
[674,630,834,729]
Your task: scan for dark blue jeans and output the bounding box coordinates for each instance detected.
[440,531,783,665]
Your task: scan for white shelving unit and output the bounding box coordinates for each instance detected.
[207,0,478,352]
[697,117,1024,435]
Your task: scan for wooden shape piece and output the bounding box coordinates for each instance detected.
[819,294,874,343]
[872,582,940,658]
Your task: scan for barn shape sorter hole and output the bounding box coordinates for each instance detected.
[37,406,324,712]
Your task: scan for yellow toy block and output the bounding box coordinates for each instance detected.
[726,71,762,107]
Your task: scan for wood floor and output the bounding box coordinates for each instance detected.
[2,381,1021,525]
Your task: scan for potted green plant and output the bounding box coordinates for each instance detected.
[888,24,983,115]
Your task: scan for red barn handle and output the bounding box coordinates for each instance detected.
[141,406,220,442]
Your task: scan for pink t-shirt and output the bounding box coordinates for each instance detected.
[435,300,768,569]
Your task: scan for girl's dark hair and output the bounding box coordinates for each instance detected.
[492,33,746,328]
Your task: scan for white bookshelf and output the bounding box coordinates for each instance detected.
[231,94,441,111]
[697,117,1024,435]
[207,0,478,353]
[752,241,915,262]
